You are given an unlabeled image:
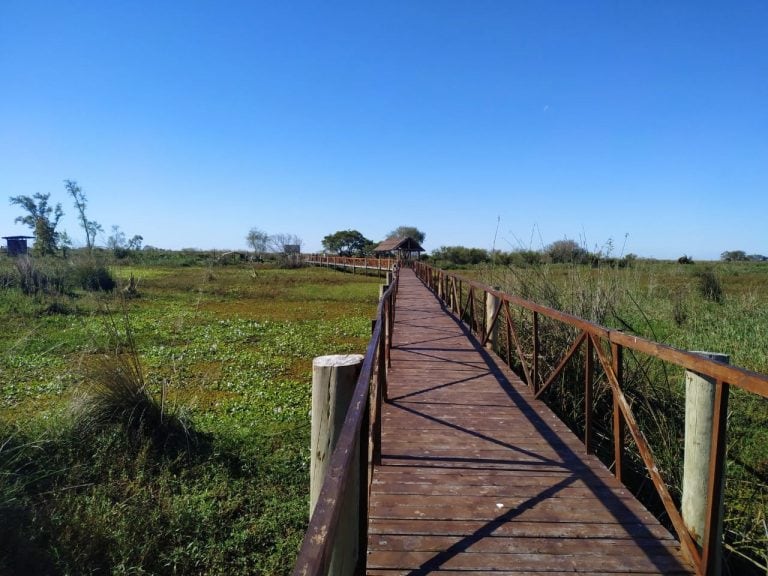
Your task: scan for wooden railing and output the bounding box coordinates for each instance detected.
[304,254,397,272]
[413,261,768,576]
[291,267,398,576]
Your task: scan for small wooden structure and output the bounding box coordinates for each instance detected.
[373,236,424,261]
[2,235,33,256]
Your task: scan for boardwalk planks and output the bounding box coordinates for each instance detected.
[367,268,694,575]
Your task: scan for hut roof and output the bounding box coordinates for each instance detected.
[373,236,424,254]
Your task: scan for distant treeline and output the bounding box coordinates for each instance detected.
[429,239,637,268]
[430,241,768,268]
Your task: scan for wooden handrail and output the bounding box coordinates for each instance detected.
[303,254,397,271]
[413,261,768,576]
[292,267,399,576]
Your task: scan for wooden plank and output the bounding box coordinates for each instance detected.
[368,519,678,540]
[367,550,692,573]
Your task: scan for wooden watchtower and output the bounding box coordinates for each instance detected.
[2,236,34,256]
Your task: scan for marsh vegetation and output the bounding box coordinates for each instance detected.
[0,257,379,574]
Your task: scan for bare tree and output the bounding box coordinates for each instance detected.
[268,233,303,254]
[65,180,102,253]
[246,227,270,256]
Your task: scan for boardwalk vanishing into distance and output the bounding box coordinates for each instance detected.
[366,268,694,575]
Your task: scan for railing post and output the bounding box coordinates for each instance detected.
[682,351,729,574]
[357,379,371,576]
[532,311,540,393]
[584,336,594,454]
[310,354,364,576]
[701,379,730,576]
[485,288,500,352]
[611,342,625,482]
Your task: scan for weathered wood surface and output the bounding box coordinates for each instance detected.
[367,268,694,575]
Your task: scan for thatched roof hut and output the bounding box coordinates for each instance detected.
[373,237,424,260]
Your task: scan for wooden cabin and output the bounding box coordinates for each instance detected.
[2,236,33,256]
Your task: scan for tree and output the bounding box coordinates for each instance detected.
[387,226,426,244]
[432,245,489,266]
[269,233,303,254]
[59,230,73,257]
[720,250,748,262]
[322,229,374,256]
[107,225,127,251]
[246,227,270,255]
[65,179,102,253]
[127,235,143,251]
[545,239,589,264]
[9,192,64,256]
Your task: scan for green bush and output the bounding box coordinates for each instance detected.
[68,260,116,292]
[14,256,69,296]
[697,268,724,303]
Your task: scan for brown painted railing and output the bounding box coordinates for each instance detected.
[291,267,398,576]
[413,261,768,576]
[304,254,397,272]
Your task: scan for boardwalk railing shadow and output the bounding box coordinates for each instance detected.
[378,300,691,574]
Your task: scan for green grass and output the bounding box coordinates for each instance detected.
[0,260,380,574]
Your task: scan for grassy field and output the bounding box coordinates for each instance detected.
[0,259,381,575]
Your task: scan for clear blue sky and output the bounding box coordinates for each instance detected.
[2,1,767,259]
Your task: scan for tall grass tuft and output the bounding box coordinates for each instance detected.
[73,311,195,452]
[14,255,68,295]
[696,268,724,303]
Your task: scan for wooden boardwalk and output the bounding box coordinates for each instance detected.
[366,268,694,575]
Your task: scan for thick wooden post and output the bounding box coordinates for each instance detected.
[379,284,389,301]
[611,343,625,482]
[310,354,364,576]
[532,312,540,393]
[682,351,729,574]
[485,289,501,351]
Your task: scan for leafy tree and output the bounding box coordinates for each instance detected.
[9,192,64,256]
[387,226,426,244]
[59,231,73,257]
[127,235,143,251]
[246,227,270,255]
[545,239,589,264]
[65,179,102,253]
[322,229,374,256]
[720,250,748,262]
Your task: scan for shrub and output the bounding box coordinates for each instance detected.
[68,260,116,292]
[671,289,688,326]
[14,256,68,295]
[72,313,194,451]
[697,268,724,303]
